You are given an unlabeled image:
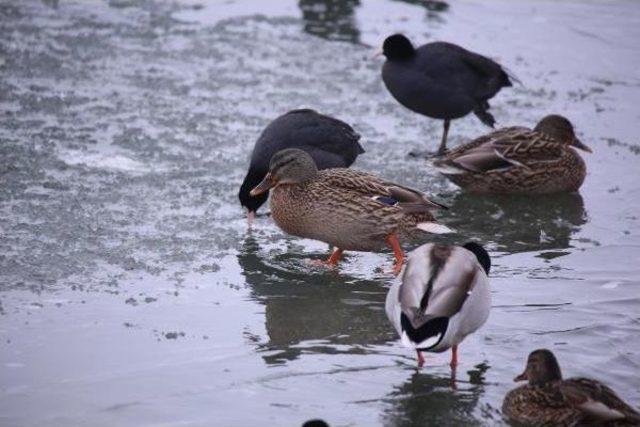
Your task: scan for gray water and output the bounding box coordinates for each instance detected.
[1,1,639,426]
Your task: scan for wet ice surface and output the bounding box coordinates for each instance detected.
[1,0,639,425]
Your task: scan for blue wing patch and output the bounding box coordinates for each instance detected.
[372,196,398,206]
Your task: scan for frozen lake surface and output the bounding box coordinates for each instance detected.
[1,0,639,425]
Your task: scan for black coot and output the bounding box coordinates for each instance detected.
[239,109,365,220]
[381,34,513,155]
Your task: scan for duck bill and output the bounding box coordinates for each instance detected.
[572,138,592,153]
[514,371,528,382]
[249,173,276,197]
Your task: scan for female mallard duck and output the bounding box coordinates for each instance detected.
[385,242,491,367]
[239,109,365,224]
[503,349,640,426]
[249,148,451,274]
[434,115,592,193]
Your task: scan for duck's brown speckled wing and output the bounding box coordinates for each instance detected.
[443,128,567,173]
[562,378,640,424]
[497,136,566,163]
[317,168,446,212]
[444,126,528,157]
[502,384,583,426]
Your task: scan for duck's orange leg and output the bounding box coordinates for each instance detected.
[450,345,458,389]
[308,248,344,267]
[325,248,344,266]
[385,233,404,275]
[450,344,458,369]
[416,350,425,368]
[246,210,255,228]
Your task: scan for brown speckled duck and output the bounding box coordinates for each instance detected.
[250,148,452,274]
[434,115,591,193]
[503,349,640,426]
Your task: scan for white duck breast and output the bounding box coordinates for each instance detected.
[385,243,491,353]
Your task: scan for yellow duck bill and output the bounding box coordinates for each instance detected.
[249,173,276,196]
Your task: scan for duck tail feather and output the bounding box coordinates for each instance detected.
[433,162,468,175]
[416,222,454,234]
[400,313,449,349]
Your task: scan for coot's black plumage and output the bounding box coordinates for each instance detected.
[381,34,513,155]
[239,108,365,217]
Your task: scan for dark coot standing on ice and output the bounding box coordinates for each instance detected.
[381,34,513,156]
[238,109,365,224]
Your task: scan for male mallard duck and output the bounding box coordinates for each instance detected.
[434,114,592,193]
[249,148,451,274]
[385,242,491,367]
[503,349,640,426]
[239,109,365,224]
[380,34,513,155]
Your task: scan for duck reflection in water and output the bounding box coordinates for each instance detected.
[299,0,361,44]
[299,0,449,45]
[441,193,587,255]
[237,235,395,365]
[391,0,449,23]
[382,363,490,426]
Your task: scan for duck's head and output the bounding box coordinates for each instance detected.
[515,349,563,385]
[382,34,415,61]
[250,148,318,196]
[534,115,591,153]
[463,241,491,274]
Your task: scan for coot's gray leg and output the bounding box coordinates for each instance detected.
[437,119,450,156]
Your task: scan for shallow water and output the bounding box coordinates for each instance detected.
[1,0,639,426]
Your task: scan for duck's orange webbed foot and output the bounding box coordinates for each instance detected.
[307,248,344,268]
[325,248,343,266]
[385,233,405,276]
